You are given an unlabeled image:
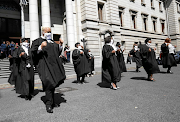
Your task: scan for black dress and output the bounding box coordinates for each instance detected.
[116,49,127,72]
[31,38,66,91]
[139,44,160,74]
[161,43,177,68]
[72,49,90,77]
[102,45,121,84]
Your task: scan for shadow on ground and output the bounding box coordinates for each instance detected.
[41,93,66,107]
[72,80,89,84]
[97,82,110,88]
[158,71,168,74]
[131,77,147,81]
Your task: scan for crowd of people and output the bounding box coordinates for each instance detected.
[5,26,177,113]
[0,41,19,60]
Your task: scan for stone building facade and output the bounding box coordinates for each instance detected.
[0,0,180,67]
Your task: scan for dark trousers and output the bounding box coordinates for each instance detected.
[45,88,55,106]
[77,74,85,82]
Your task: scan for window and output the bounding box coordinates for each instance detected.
[130,10,137,29]
[177,2,180,13]
[98,3,105,21]
[151,0,155,10]
[119,7,125,27]
[142,14,148,31]
[141,0,146,6]
[160,19,165,33]
[179,20,180,33]
[152,17,157,32]
[159,2,163,12]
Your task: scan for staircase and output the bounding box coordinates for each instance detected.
[0,59,74,79]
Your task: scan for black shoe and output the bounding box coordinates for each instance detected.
[167,70,173,74]
[52,103,60,108]
[46,106,53,113]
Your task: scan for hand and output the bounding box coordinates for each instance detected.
[59,55,62,58]
[41,41,47,49]
[117,49,121,52]
[80,51,83,54]
[89,57,91,59]
[174,45,177,48]
[167,43,169,46]
[81,45,84,49]
[149,48,151,52]
[1,51,2,53]
[20,52,25,57]
[154,47,156,51]
[112,50,115,53]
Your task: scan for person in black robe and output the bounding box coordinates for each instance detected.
[31,27,66,113]
[127,53,132,64]
[161,38,177,74]
[129,42,142,72]
[8,45,19,86]
[8,38,34,100]
[72,43,90,84]
[87,49,95,77]
[116,42,127,72]
[139,38,160,81]
[102,36,121,90]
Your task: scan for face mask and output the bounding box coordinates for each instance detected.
[134,46,138,50]
[147,42,151,47]
[44,33,52,40]
[22,42,30,48]
[111,39,114,45]
[78,46,82,50]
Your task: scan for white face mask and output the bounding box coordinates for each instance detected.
[22,42,30,48]
[147,42,151,47]
[78,46,82,50]
[134,46,138,50]
[44,33,52,40]
[111,39,114,45]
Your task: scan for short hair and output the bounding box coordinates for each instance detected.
[165,38,171,43]
[75,42,80,47]
[104,36,111,44]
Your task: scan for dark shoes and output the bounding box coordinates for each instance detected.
[25,95,32,101]
[167,70,173,74]
[46,105,53,113]
[52,103,60,108]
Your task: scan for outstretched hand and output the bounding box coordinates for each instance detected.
[41,41,47,49]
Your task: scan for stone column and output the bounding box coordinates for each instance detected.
[29,0,40,45]
[41,0,51,27]
[65,0,75,50]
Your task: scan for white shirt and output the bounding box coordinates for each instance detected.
[168,43,175,54]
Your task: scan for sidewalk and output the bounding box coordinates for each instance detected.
[0,62,136,89]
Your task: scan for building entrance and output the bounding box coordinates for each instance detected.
[0,17,21,44]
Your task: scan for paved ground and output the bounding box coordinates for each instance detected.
[0,63,180,122]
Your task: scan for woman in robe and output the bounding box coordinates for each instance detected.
[161,38,177,73]
[102,36,121,90]
[139,38,160,81]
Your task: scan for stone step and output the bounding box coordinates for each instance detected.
[0,59,75,79]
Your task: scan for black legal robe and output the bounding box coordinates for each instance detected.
[116,50,127,72]
[102,45,121,83]
[72,49,90,77]
[31,38,66,91]
[89,55,95,73]
[161,43,177,68]
[129,49,142,68]
[139,44,160,74]
[8,48,19,85]
[8,46,34,96]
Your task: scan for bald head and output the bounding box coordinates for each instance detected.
[42,27,51,35]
